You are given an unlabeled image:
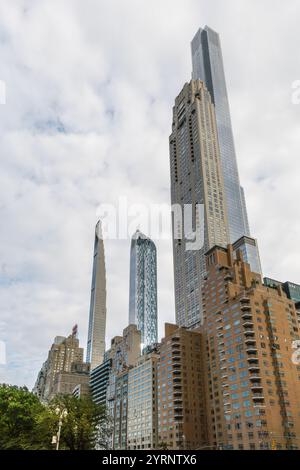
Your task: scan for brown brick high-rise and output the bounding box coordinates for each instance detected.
[202,245,300,450]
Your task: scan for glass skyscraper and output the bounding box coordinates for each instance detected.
[232,236,262,275]
[191,26,250,243]
[86,220,107,371]
[128,230,158,347]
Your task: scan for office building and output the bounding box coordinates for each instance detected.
[202,244,300,450]
[169,79,229,328]
[86,220,107,370]
[191,26,250,243]
[90,359,111,405]
[129,230,158,347]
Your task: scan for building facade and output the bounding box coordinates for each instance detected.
[191,26,250,243]
[86,220,107,370]
[127,351,159,450]
[113,371,129,450]
[129,230,158,347]
[34,329,86,401]
[202,244,300,450]
[233,236,262,276]
[50,362,90,399]
[105,325,142,448]
[90,359,112,405]
[157,324,208,449]
[169,79,229,328]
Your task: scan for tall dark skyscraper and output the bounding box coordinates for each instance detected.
[191,26,250,243]
[129,230,158,347]
[86,220,107,371]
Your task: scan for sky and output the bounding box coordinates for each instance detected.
[0,0,300,389]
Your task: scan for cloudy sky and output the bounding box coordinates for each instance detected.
[0,0,300,388]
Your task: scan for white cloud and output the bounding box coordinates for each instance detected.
[0,0,299,387]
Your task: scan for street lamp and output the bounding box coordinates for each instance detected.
[52,407,68,451]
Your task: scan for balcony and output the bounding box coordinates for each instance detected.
[172,355,181,361]
[173,377,181,383]
[247,357,259,365]
[251,386,263,394]
[173,385,182,390]
[249,373,262,382]
[174,399,182,404]
[241,304,252,312]
[252,394,265,401]
[244,329,255,337]
[173,362,181,368]
[242,312,253,320]
[240,295,251,303]
[224,274,233,282]
[245,338,256,346]
[248,364,260,371]
[243,321,254,328]
[173,370,181,376]
[246,347,258,354]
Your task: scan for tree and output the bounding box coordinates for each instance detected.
[0,384,53,449]
[47,394,111,450]
[158,441,169,450]
[0,384,111,450]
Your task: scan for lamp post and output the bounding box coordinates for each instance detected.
[53,407,68,451]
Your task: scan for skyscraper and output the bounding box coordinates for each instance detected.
[169,79,229,328]
[191,26,250,243]
[86,220,107,370]
[128,230,158,347]
[33,328,86,401]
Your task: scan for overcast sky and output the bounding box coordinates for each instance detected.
[1,0,300,389]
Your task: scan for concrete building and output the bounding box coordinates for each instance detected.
[72,382,91,399]
[169,79,229,329]
[157,324,208,449]
[191,26,250,243]
[202,244,300,450]
[127,351,159,450]
[34,329,86,401]
[129,230,158,348]
[86,220,107,370]
[50,362,90,399]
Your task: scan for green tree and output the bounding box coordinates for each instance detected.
[47,394,111,450]
[0,384,52,449]
[0,384,111,450]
